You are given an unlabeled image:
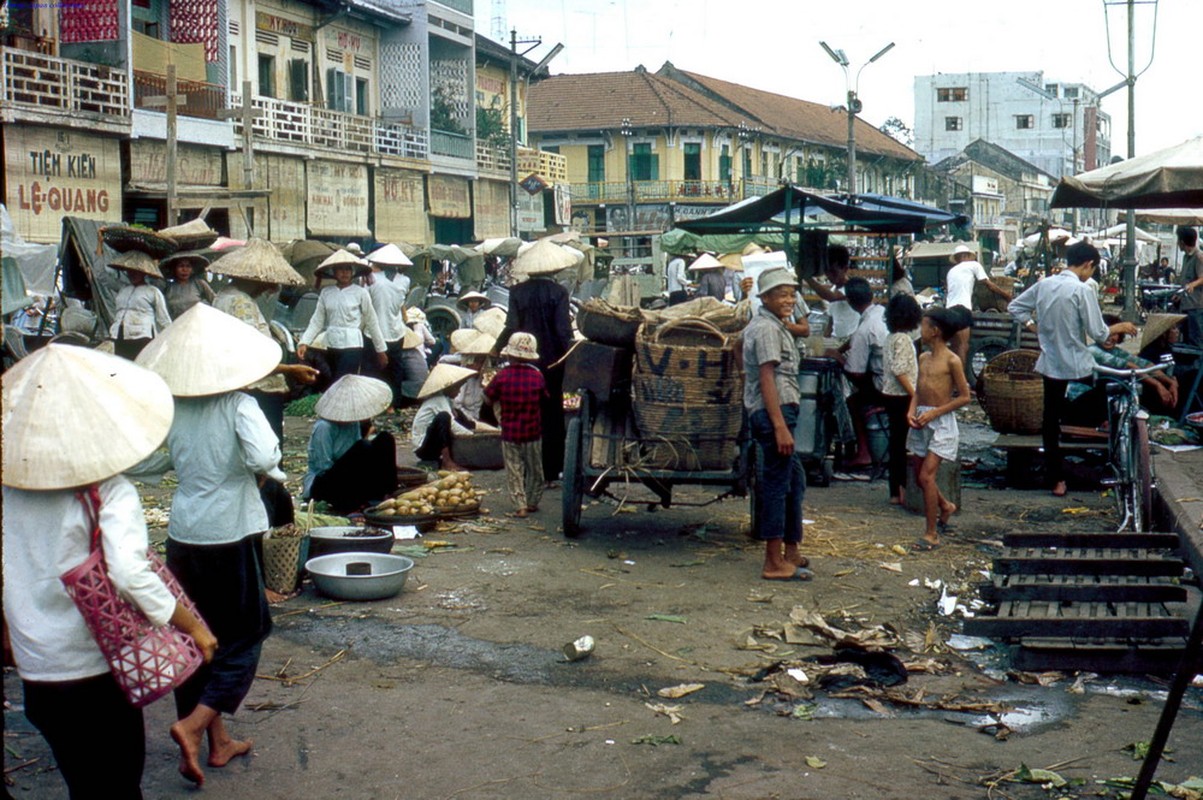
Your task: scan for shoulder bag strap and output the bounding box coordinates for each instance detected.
[75,484,104,553]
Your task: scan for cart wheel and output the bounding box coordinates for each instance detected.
[562,415,584,537]
[967,336,1010,389]
[813,458,833,488]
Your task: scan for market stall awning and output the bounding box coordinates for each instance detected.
[1050,136,1203,209]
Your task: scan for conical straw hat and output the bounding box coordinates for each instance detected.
[136,303,281,396]
[160,250,210,277]
[398,324,422,350]
[110,251,163,279]
[512,240,578,276]
[456,291,491,310]
[417,363,476,400]
[159,218,216,239]
[472,307,507,339]
[688,253,724,271]
[717,252,744,271]
[451,328,496,355]
[367,243,413,267]
[315,249,371,278]
[1140,313,1187,351]
[315,374,393,422]
[208,238,306,286]
[2,344,173,490]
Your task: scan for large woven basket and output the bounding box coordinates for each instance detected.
[262,532,310,595]
[577,300,643,348]
[980,349,1043,434]
[100,226,179,259]
[633,400,744,471]
[973,275,1019,313]
[633,318,740,406]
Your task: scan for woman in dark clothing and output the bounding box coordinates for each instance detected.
[493,241,577,482]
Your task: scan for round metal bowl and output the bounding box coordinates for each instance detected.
[304,553,414,601]
[1186,411,1203,434]
[306,526,394,559]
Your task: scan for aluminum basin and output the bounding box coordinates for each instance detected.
[304,553,414,601]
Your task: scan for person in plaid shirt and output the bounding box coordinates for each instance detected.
[484,332,548,517]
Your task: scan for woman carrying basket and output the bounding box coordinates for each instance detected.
[135,303,286,786]
[2,344,215,800]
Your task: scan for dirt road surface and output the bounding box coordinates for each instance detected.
[5,414,1201,800]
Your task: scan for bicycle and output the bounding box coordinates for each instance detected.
[1092,362,1166,532]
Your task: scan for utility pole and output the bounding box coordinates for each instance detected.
[144,64,186,226]
[507,31,561,237]
[218,81,263,191]
[820,41,894,197]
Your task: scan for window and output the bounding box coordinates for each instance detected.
[760,151,768,177]
[742,147,752,177]
[1053,113,1072,129]
[1015,115,1035,130]
[288,59,308,102]
[945,116,963,131]
[326,68,352,112]
[1064,86,1079,99]
[718,144,731,182]
[630,142,658,181]
[936,87,967,102]
[230,46,237,89]
[355,77,368,116]
[258,55,276,99]
[542,145,560,154]
[1044,84,1059,97]
[587,144,605,183]
[683,142,701,181]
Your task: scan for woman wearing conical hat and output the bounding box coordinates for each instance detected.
[412,364,478,471]
[134,304,286,787]
[108,251,172,360]
[296,249,388,381]
[365,256,425,409]
[302,375,398,512]
[2,344,216,799]
[161,251,216,320]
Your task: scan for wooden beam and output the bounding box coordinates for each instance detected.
[217,81,263,190]
[144,64,187,226]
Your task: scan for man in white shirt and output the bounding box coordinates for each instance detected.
[666,252,690,305]
[805,245,861,339]
[841,277,887,469]
[945,244,1011,364]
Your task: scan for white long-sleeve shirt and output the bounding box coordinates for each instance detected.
[300,284,387,352]
[410,394,473,448]
[367,276,407,343]
[1008,270,1111,380]
[3,477,176,681]
[109,284,171,340]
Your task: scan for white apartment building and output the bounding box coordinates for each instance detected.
[914,71,1112,180]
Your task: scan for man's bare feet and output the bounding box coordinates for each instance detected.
[208,737,254,768]
[170,722,206,786]
[1051,481,1068,497]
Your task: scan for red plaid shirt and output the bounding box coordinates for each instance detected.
[483,363,546,443]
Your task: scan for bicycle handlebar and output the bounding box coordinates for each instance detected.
[1092,363,1165,378]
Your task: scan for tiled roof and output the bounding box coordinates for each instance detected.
[931,138,1054,182]
[669,66,921,161]
[528,67,750,132]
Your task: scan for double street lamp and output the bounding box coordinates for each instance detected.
[819,40,895,197]
[620,117,635,232]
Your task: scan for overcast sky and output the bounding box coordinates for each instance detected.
[476,0,1199,159]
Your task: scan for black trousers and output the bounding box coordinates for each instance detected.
[1042,376,1079,486]
[541,365,566,480]
[883,394,911,498]
[415,412,453,462]
[167,537,272,717]
[310,433,398,512]
[249,390,286,447]
[329,346,364,380]
[23,673,145,800]
[113,336,151,361]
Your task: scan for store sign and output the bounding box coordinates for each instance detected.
[375,168,429,244]
[229,151,306,241]
[307,160,370,237]
[5,127,122,242]
[517,190,543,233]
[473,179,509,240]
[427,174,470,219]
[256,12,314,41]
[326,28,364,53]
[129,140,223,186]
[553,183,571,226]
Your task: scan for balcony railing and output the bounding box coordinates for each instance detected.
[517,146,568,184]
[476,141,511,175]
[432,0,474,14]
[430,129,474,160]
[134,70,225,119]
[2,46,128,119]
[229,93,428,160]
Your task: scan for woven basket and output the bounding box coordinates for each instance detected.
[100,226,179,259]
[980,349,1043,434]
[577,304,642,348]
[633,400,744,470]
[262,532,310,595]
[634,319,740,405]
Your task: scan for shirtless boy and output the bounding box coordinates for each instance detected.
[908,308,971,550]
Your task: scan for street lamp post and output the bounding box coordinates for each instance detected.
[620,117,635,232]
[736,120,754,199]
[820,40,894,197]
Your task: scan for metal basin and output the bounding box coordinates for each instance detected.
[304,553,414,601]
[306,526,394,559]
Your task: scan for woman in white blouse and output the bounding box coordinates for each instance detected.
[108,251,172,360]
[296,249,388,380]
[2,344,215,799]
[881,293,923,506]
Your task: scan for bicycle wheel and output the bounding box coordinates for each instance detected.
[1108,399,1130,526]
[1133,415,1153,532]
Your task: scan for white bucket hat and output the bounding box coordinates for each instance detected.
[367,243,413,267]
[500,332,540,361]
[207,238,306,286]
[2,344,174,490]
[315,374,392,422]
[757,268,799,296]
[417,363,476,400]
[136,303,281,396]
[949,244,975,263]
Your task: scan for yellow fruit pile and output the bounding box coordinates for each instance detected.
[368,471,479,517]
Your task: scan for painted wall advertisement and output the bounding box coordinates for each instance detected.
[307,160,370,237]
[375,168,430,244]
[129,140,224,186]
[5,127,122,242]
[473,179,509,240]
[517,190,544,233]
[229,152,306,241]
[427,174,470,219]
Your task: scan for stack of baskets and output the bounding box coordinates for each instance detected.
[980,349,1042,434]
[632,318,743,470]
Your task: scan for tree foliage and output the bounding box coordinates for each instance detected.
[880,116,914,148]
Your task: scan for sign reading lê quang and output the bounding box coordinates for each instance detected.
[5,127,122,242]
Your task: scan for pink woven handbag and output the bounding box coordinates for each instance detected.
[60,485,208,708]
